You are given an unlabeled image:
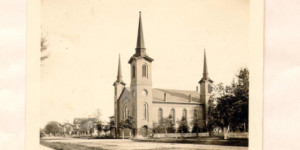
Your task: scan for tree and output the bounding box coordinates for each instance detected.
[177,117,189,134]
[119,116,135,138]
[44,121,60,136]
[153,115,176,134]
[231,67,249,132]
[96,123,103,137]
[191,111,206,137]
[103,125,110,136]
[108,120,116,138]
[210,67,249,132]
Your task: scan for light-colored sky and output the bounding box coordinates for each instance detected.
[41,0,249,127]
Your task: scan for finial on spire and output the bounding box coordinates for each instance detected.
[117,54,123,82]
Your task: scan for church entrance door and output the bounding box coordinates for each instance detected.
[141,125,148,137]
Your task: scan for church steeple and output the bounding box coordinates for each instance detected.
[117,54,123,82]
[128,11,153,64]
[135,11,146,56]
[203,49,208,80]
[114,54,125,86]
[199,49,212,83]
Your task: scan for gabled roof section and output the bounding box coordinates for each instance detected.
[117,87,131,102]
[152,88,202,104]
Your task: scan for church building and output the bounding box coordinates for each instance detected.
[113,12,213,138]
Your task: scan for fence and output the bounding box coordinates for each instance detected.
[224,132,248,139]
[153,132,209,138]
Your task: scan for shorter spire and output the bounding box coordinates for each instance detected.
[203,49,208,79]
[117,54,123,82]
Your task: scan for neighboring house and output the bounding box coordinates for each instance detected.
[73,118,98,135]
[113,12,213,138]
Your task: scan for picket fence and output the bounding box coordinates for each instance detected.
[153,132,209,138]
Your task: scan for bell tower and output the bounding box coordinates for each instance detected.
[199,50,213,125]
[128,12,154,135]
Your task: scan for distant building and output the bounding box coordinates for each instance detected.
[73,118,98,135]
[113,12,213,138]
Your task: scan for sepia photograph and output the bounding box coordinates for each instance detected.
[38,0,256,149]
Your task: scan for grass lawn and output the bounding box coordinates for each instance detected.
[133,137,248,147]
[40,140,104,150]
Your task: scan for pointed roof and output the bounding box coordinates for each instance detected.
[199,49,213,83]
[128,12,154,63]
[136,11,145,49]
[114,54,126,86]
[117,54,122,82]
[203,49,208,78]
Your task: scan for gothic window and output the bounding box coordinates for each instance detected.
[124,106,128,120]
[144,103,148,121]
[132,65,136,78]
[158,108,163,123]
[132,103,135,116]
[142,64,147,78]
[182,109,187,120]
[194,109,198,118]
[170,108,175,123]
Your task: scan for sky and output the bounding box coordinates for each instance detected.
[40,0,249,127]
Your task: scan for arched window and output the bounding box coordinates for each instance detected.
[132,65,136,78]
[170,108,175,123]
[194,109,198,118]
[182,109,187,120]
[144,103,148,121]
[124,106,128,120]
[158,108,163,123]
[142,64,147,78]
[132,103,135,116]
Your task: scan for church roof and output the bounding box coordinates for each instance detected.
[152,88,202,104]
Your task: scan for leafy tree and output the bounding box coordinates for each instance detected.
[119,116,135,137]
[44,121,60,136]
[191,110,206,136]
[232,67,249,131]
[209,67,249,132]
[153,115,175,134]
[108,120,116,138]
[177,117,189,133]
[96,123,103,136]
[103,125,110,136]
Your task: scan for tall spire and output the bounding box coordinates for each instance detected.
[203,49,208,79]
[117,54,123,82]
[135,11,146,56]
